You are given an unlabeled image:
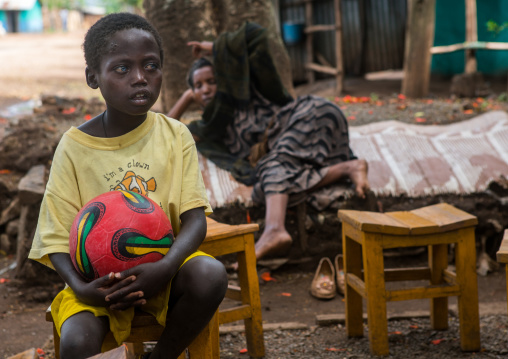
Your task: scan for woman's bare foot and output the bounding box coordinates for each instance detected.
[255,226,293,261]
[230,226,292,271]
[348,159,370,198]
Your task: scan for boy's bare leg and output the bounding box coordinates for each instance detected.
[149,256,227,359]
[254,193,293,261]
[312,159,370,198]
[59,311,109,359]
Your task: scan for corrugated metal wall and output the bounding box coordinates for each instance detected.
[280,0,407,83]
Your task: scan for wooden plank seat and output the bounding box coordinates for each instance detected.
[47,217,264,358]
[338,203,481,356]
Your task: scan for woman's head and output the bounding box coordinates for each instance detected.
[83,13,163,72]
[187,57,217,108]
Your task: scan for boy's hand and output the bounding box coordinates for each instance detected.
[105,261,172,311]
[74,272,145,309]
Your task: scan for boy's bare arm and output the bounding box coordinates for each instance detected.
[105,207,207,310]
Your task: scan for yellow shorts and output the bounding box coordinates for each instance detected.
[51,251,212,349]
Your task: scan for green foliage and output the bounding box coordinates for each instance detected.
[486,20,508,37]
[40,0,142,13]
[103,0,143,14]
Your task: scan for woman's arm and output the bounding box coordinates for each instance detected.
[187,41,213,58]
[167,88,195,120]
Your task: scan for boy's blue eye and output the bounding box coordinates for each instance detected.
[145,62,160,71]
[114,65,128,74]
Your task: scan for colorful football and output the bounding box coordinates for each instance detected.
[69,190,174,281]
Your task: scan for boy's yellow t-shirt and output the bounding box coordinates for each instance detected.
[28,112,213,346]
[29,111,212,268]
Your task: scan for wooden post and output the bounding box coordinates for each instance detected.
[305,0,315,84]
[401,0,436,98]
[334,0,343,95]
[465,0,478,74]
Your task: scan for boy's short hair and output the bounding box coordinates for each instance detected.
[187,57,213,89]
[83,12,164,72]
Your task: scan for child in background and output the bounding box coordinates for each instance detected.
[28,13,227,359]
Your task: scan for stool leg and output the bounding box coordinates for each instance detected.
[343,228,363,338]
[187,311,219,358]
[506,265,508,315]
[52,323,60,359]
[363,233,389,356]
[455,227,481,351]
[237,233,265,358]
[429,243,449,330]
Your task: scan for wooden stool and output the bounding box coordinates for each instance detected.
[496,229,508,314]
[47,217,264,358]
[338,203,481,356]
[201,217,265,358]
[47,307,218,359]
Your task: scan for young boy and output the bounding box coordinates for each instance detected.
[28,13,228,359]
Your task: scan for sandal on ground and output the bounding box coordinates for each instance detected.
[310,257,336,300]
[334,254,346,296]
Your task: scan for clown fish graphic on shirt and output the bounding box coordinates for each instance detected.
[114,171,156,196]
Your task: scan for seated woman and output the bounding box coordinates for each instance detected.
[169,22,369,263]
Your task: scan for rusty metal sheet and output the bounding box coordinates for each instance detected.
[350,110,508,196]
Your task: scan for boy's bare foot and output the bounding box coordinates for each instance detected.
[348,159,369,198]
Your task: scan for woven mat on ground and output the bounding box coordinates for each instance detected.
[200,111,508,209]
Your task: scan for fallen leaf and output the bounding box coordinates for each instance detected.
[414,111,425,117]
[62,107,76,114]
[0,278,9,284]
[409,325,419,329]
[280,292,292,297]
[0,169,12,174]
[368,110,373,115]
[398,94,406,100]
[348,116,356,121]
[325,347,347,352]
[84,114,92,121]
[239,348,248,354]
[261,272,276,282]
[389,331,402,335]
[464,109,474,114]
[431,339,445,345]
[415,117,427,123]
[37,348,45,356]
[246,210,251,224]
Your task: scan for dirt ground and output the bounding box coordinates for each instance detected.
[1,31,508,359]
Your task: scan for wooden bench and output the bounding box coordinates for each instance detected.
[496,229,508,314]
[47,217,265,358]
[338,203,481,356]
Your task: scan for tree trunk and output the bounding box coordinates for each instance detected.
[401,0,436,98]
[143,0,294,113]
